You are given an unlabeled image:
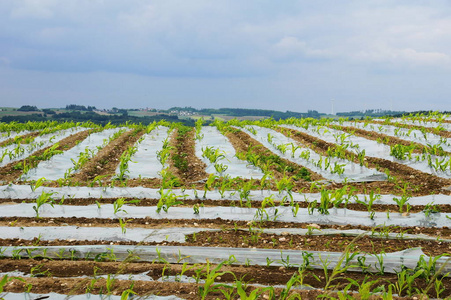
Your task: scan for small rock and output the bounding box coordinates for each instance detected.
[193,222,199,227]
[279,237,287,242]
[308,223,320,229]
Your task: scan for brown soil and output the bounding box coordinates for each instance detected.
[369,120,451,139]
[1,197,450,213]
[225,128,324,182]
[0,130,93,182]
[1,231,450,257]
[333,124,451,155]
[0,131,41,148]
[168,128,208,184]
[0,259,443,298]
[71,129,145,182]
[276,126,451,196]
[1,217,451,239]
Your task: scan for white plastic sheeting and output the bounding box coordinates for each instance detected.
[241,126,385,183]
[3,245,449,275]
[342,121,451,150]
[22,128,123,181]
[123,126,169,179]
[0,203,448,228]
[0,127,84,168]
[0,130,36,143]
[195,127,264,179]
[0,226,215,243]
[389,118,451,131]
[1,184,451,205]
[0,292,182,300]
[283,124,451,179]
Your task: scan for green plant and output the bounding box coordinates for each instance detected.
[33,190,56,218]
[198,260,233,300]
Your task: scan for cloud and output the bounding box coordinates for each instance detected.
[1,1,451,112]
[270,36,333,62]
[356,46,451,67]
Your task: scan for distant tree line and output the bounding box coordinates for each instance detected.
[17,105,39,112]
[0,111,193,126]
[337,109,406,117]
[66,104,96,111]
[164,107,322,119]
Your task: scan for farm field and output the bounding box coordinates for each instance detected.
[0,114,450,299]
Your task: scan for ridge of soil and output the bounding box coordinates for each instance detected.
[1,231,449,256]
[0,259,442,298]
[71,129,145,182]
[225,128,323,182]
[0,130,93,182]
[368,120,451,138]
[168,127,208,185]
[334,124,451,155]
[277,126,451,196]
[0,131,41,148]
[1,197,450,213]
[1,217,450,238]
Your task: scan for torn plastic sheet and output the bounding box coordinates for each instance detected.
[2,184,451,205]
[282,124,451,179]
[3,245,449,275]
[0,203,449,228]
[241,126,385,183]
[0,127,84,168]
[255,228,451,243]
[0,292,182,300]
[22,128,123,181]
[0,226,215,243]
[195,127,264,179]
[123,126,169,179]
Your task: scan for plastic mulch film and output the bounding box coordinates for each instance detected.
[241,126,386,183]
[0,203,449,228]
[0,127,85,168]
[22,128,123,181]
[282,124,451,179]
[2,184,451,205]
[0,292,182,300]
[195,126,264,179]
[3,245,449,275]
[341,121,451,151]
[387,118,451,131]
[124,126,169,179]
[0,226,216,243]
[255,228,451,243]
[0,130,36,143]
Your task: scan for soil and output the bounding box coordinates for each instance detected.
[225,128,324,182]
[2,121,451,299]
[168,127,208,184]
[1,217,450,239]
[0,230,450,257]
[369,120,451,139]
[71,128,145,182]
[1,197,450,213]
[0,131,41,148]
[0,130,93,182]
[0,259,444,298]
[276,126,451,196]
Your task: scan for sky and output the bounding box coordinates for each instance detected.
[1,0,451,113]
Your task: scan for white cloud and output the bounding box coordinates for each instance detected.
[270,36,332,61]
